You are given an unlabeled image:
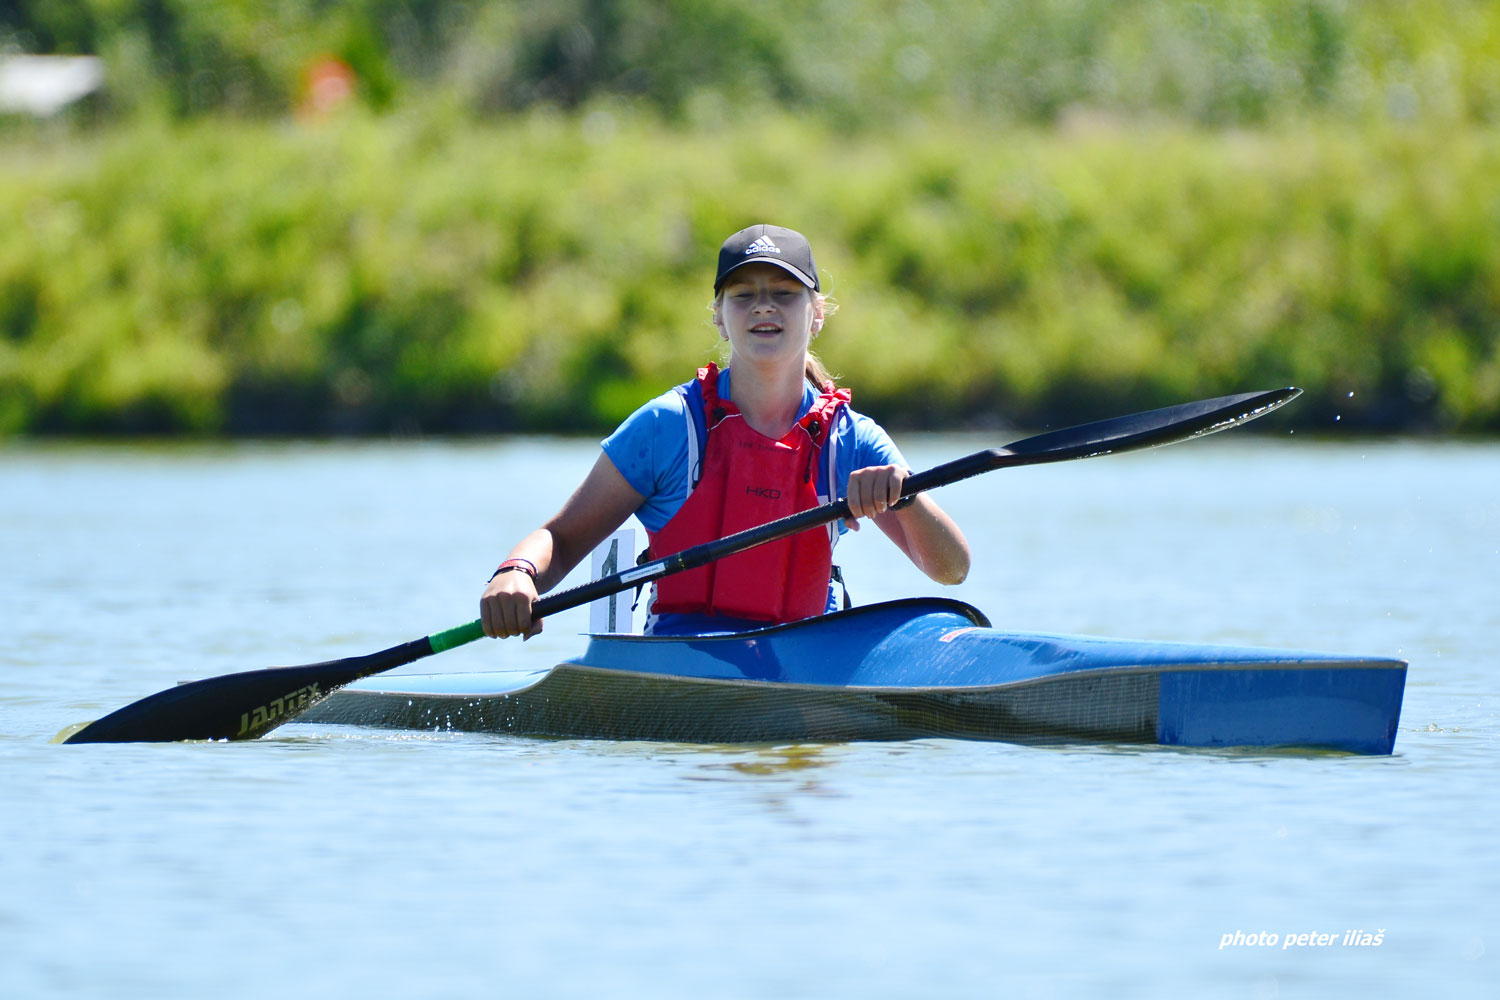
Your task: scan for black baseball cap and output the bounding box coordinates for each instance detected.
[714,224,819,292]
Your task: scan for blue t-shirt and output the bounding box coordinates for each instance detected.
[602,367,906,537]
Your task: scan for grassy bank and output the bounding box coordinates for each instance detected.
[3,111,1498,435]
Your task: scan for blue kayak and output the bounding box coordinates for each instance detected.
[297,598,1407,754]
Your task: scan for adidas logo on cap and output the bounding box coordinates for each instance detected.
[744,236,781,255]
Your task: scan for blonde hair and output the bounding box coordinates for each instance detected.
[710,289,841,390]
[803,346,835,391]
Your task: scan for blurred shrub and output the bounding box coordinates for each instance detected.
[7,1,1500,126]
[2,112,1496,434]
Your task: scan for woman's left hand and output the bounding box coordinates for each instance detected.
[844,464,908,528]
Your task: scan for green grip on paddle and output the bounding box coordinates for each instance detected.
[429,620,486,654]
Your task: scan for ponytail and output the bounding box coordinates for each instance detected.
[804,352,835,392]
[806,292,839,390]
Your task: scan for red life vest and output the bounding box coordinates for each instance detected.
[647,364,851,624]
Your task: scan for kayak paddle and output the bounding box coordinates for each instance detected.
[63,385,1299,744]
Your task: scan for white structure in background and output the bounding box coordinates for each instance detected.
[588,529,637,634]
[0,55,105,116]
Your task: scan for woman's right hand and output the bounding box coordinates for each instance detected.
[477,454,646,641]
[480,570,544,639]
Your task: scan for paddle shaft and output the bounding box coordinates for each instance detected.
[405,446,1009,660]
[64,385,1298,743]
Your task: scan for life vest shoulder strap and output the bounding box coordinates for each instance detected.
[798,383,852,449]
[694,363,740,434]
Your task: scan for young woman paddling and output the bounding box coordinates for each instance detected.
[480,224,970,639]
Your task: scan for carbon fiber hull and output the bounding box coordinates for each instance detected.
[299,599,1407,753]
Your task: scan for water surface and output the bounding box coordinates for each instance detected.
[2,435,1494,997]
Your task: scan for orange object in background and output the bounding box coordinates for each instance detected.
[299,56,355,116]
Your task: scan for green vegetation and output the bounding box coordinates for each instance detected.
[5,112,1497,434]
[3,2,1499,435]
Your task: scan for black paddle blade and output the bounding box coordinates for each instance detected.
[901,387,1300,497]
[63,638,432,744]
[1003,387,1300,460]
